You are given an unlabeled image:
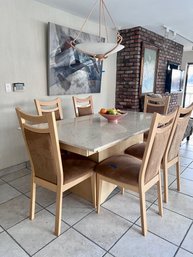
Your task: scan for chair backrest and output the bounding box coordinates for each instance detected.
[166,103,193,162]
[15,107,63,185]
[34,98,63,120]
[144,95,171,115]
[72,96,94,117]
[140,110,177,185]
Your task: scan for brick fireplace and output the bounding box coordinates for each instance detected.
[116,26,184,112]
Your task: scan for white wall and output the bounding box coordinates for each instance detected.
[182,51,193,70]
[0,0,117,169]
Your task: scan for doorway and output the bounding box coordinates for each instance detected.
[183,63,193,113]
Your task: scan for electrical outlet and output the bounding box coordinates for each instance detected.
[5,83,12,93]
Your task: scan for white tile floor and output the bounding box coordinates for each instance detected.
[0,139,193,257]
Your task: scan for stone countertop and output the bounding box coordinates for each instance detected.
[57,111,152,153]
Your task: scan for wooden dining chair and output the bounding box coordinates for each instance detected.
[15,107,96,236]
[34,98,63,120]
[125,103,193,203]
[144,94,171,114]
[72,95,94,117]
[162,103,193,202]
[143,94,171,141]
[95,111,176,236]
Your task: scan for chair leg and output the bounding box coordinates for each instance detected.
[91,173,96,208]
[118,186,124,194]
[121,187,125,195]
[139,189,147,236]
[30,178,36,220]
[96,174,102,214]
[55,187,63,236]
[163,161,169,203]
[157,173,163,216]
[176,158,180,191]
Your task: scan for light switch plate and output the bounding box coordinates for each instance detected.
[5,83,12,93]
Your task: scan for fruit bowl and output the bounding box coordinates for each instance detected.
[99,111,127,124]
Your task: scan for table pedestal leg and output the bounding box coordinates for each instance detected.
[70,133,143,203]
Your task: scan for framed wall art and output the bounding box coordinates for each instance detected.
[140,43,159,95]
[48,22,103,95]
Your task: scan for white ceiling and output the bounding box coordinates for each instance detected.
[35,0,193,51]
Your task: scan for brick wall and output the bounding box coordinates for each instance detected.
[116,26,184,111]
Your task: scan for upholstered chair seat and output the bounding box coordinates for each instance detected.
[95,155,141,186]
[62,154,96,184]
[125,142,146,160]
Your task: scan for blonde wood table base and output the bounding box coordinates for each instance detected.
[70,133,143,203]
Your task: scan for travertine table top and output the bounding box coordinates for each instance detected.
[57,111,152,153]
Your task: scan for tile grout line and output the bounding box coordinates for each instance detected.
[101,192,193,252]
[72,226,108,253]
[30,226,72,256]
[31,210,107,256]
[0,171,31,184]
[4,230,31,257]
[1,144,193,256]
[173,221,193,257]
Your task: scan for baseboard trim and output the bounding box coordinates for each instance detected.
[0,161,29,178]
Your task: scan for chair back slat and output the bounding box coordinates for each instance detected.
[72,96,94,117]
[144,95,170,115]
[34,98,63,120]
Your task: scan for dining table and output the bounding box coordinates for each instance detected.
[57,111,152,203]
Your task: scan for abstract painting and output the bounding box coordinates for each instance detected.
[140,43,158,95]
[48,22,103,95]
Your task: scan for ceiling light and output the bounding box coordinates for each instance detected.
[69,0,124,61]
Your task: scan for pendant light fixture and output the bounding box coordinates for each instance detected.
[69,0,124,61]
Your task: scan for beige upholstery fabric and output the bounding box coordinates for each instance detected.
[145,128,171,183]
[168,115,190,161]
[125,119,191,164]
[95,155,141,186]
[125,121,173,183]
[125,142,146,159]
[77,106,93,116]
[143,131,149,141]
[62,154,96,184]
[42,110,61,121]
[25,129,58,184]
[146,105,165,114]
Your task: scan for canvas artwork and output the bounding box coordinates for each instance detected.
[141,44,158,95]
[48,22,103,95]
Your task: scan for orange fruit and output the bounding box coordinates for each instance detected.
[100,108,107,114]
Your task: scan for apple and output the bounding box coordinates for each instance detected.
[107,108,118,115]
